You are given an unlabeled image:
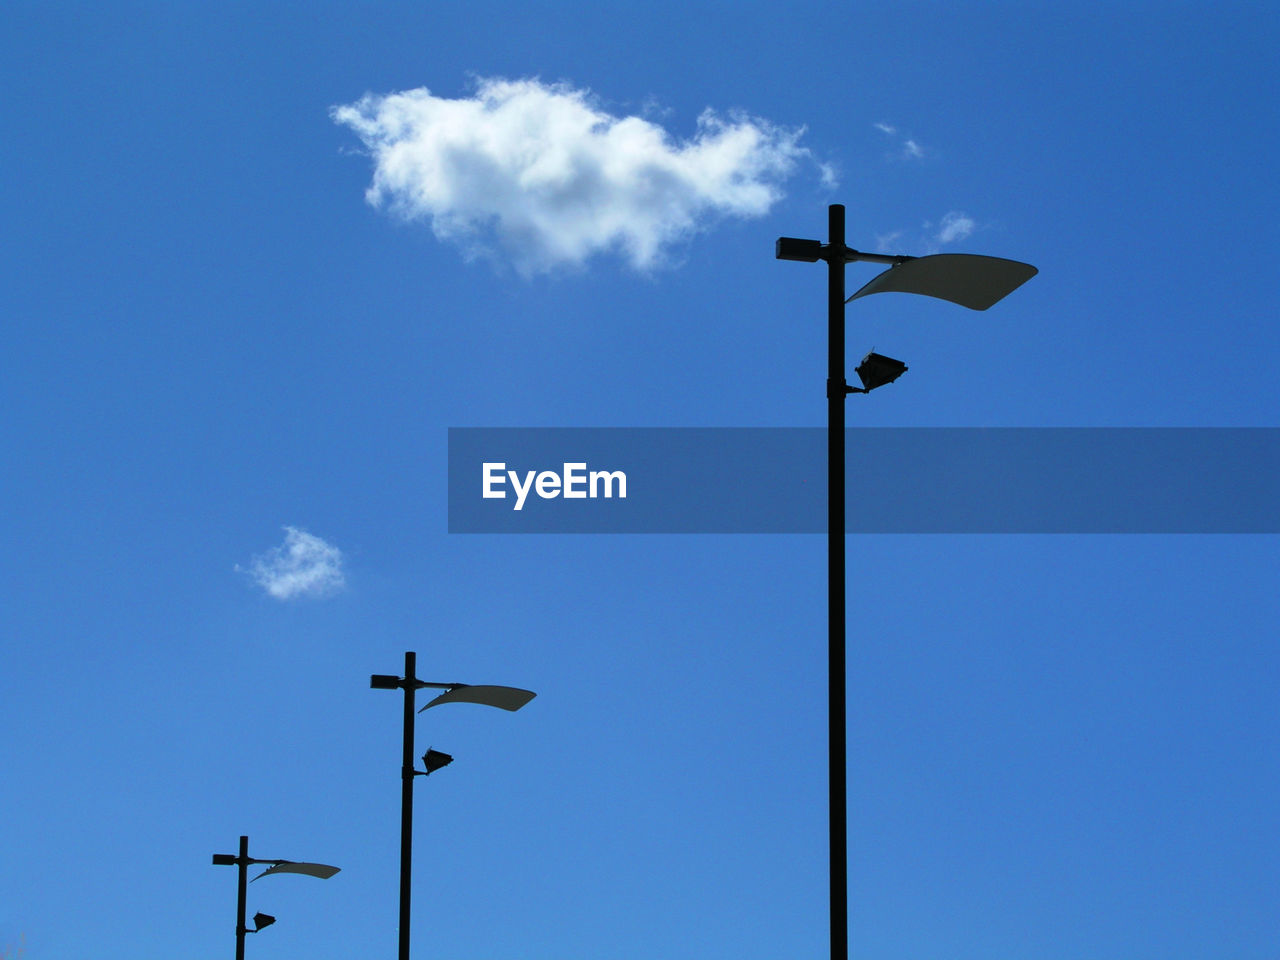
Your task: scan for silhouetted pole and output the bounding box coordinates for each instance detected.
[398,650,417,960]
[779,203,1035,959]
[235,835,250,960]
[825,205,848,960]
[370,656,536,960]
[212,834,338,957]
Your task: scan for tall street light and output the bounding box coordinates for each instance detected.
[211,834,340,960]
[370,651,536,960]
[776,204,1036,960]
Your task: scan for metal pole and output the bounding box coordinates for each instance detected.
[235,835,249,960]
[826,203,848,960]
[399,651,416,960]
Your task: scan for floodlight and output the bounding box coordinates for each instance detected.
[250,912,275,932]
[370,674,401,689]
[422,748,454,775]
[775,237,824,262]
[853,352,908,392]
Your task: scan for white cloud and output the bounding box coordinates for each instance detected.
[875,211,982,255]
[332,77,818,274]
[241,527,345,600]
[935,211,976,244]
[873,122,925,160]
[874,230,905,253]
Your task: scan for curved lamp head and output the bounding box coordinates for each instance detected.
[252,861,341,882]
[847,254,1037,311]
[419,684,536,713]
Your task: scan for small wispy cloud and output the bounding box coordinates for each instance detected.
[874,211,980,255]
[874,229,906,253]
[874,121,926,161]
[332,77,823,275]
[935,211,976,244]
[240,527,345,601]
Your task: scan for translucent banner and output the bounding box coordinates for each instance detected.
[448,428,1280,534]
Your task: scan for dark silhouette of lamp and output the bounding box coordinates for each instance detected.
[248,913,275,933]
[420,748,453,776]
[212,835,339,960]
[370,652,536,960]
[777,205,1035,960]
[851,352,908,393]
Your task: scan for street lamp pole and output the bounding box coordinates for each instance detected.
[778,203,1035,960]
[374,650,437,960]
[824,204,850,960]
[235,835,250,960]
[397,650,418,960]
[370,653,536,960]
[211,834,340,960]
[822,206,909,960]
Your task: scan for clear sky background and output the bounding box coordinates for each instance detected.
[2,2,1277,958]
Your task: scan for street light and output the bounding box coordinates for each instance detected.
[777,204,1035,960]
[211,835,340,960]
[370,651,536,960]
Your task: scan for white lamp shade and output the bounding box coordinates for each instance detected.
[847,254,1037,311]
[420,685,537,712]
[252,861,341,881]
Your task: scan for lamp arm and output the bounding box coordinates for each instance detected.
[838,247,916,266]
[829,244,911,267]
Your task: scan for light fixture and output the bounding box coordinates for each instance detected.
[419,684,536,713]
[211,835,339,960]
[776,204,1035,960]
[249,913,275,933]
[846,253,1036,310]
[370,652,536,960]
[421,748,454,775]
[775,237,824,262]
[852,352,908,393]
[252,860,342,881]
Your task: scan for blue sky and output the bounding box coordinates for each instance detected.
[2,2,1277,958]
